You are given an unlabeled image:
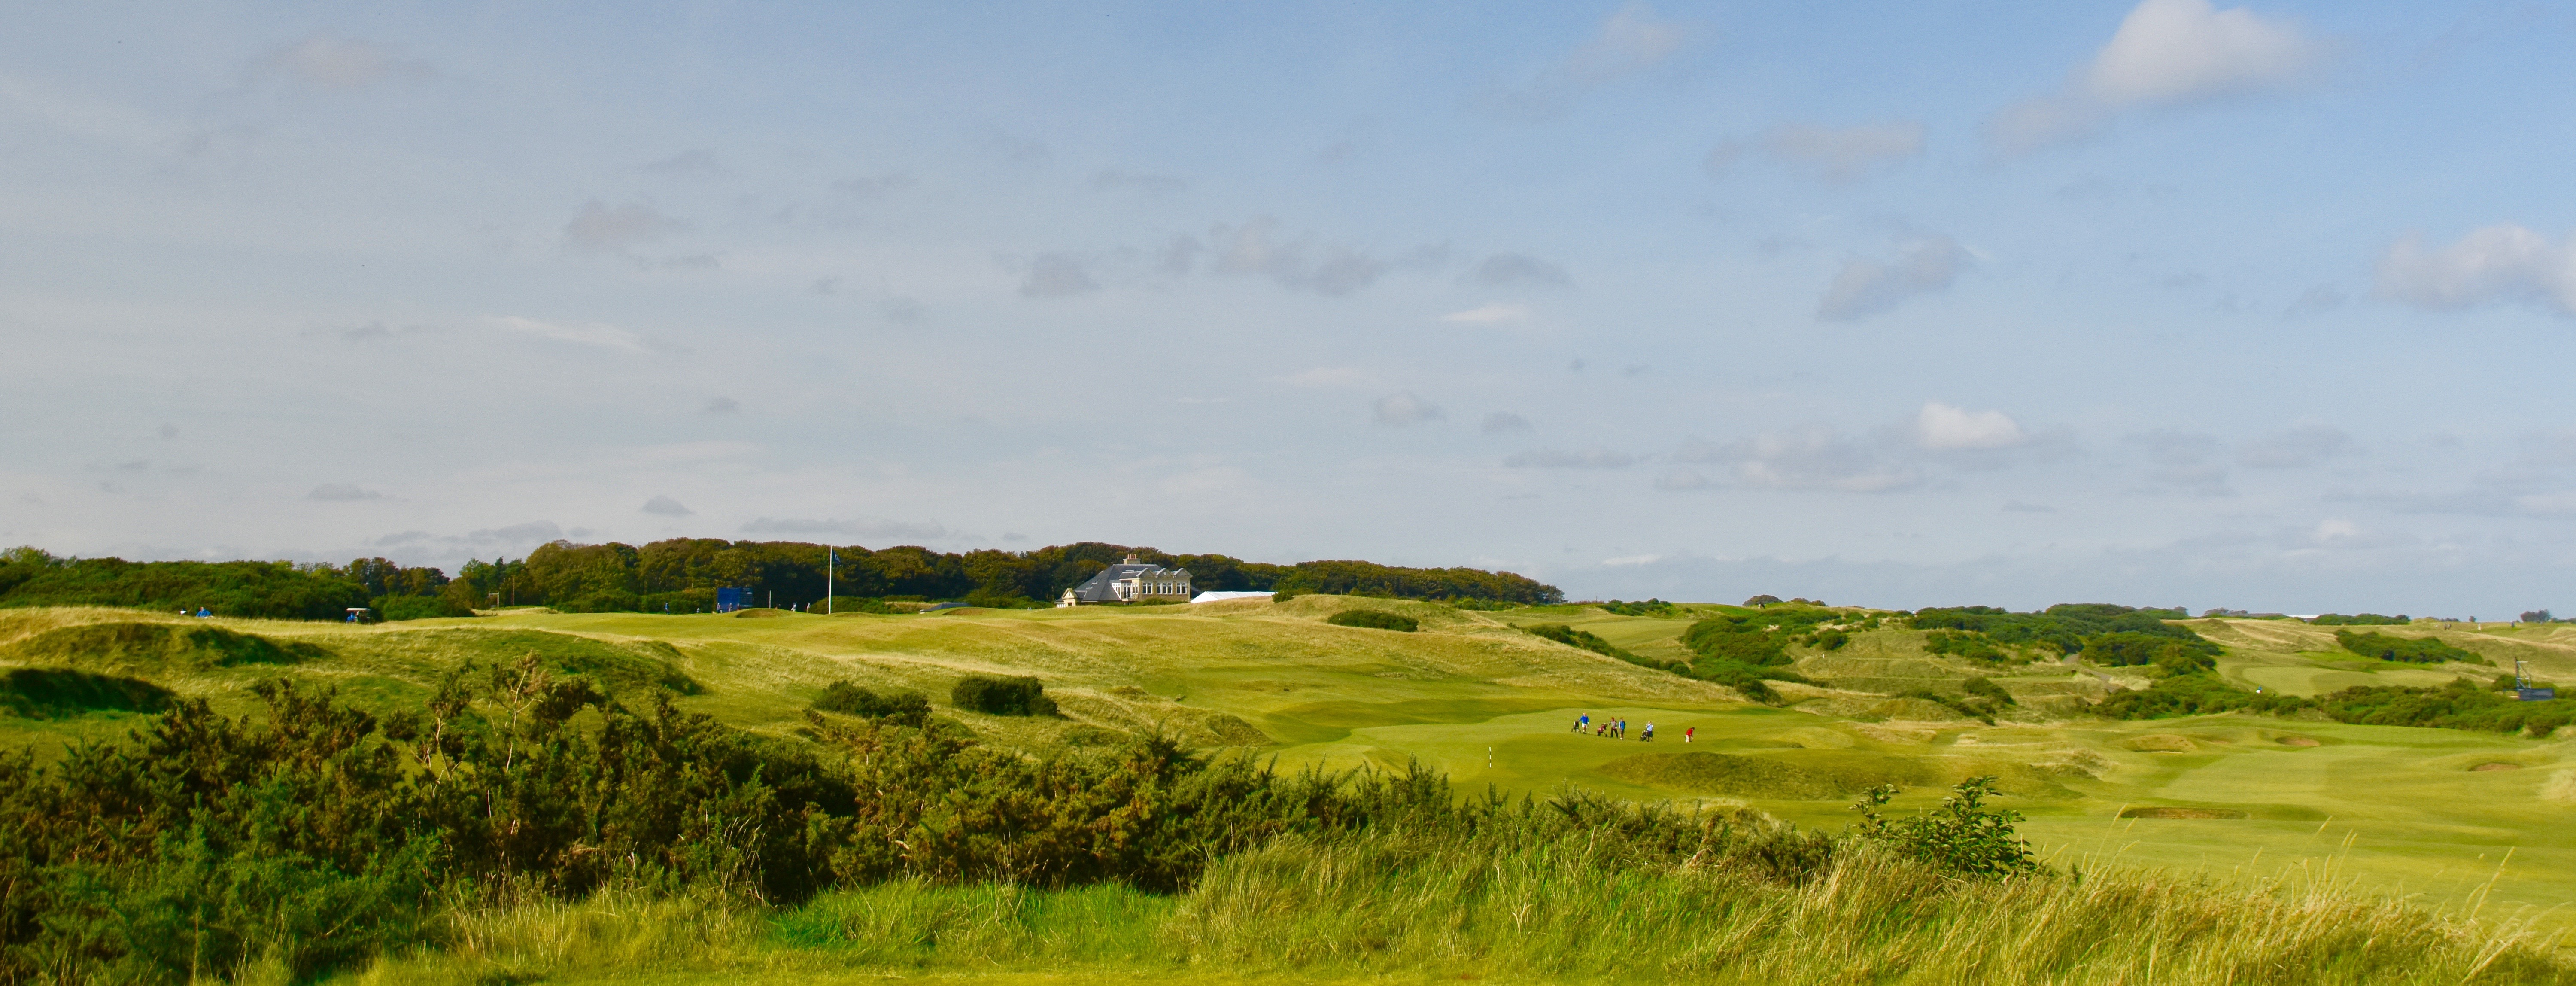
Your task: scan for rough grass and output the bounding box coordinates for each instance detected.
[343,836,2573,985]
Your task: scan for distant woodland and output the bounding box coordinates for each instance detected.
[0,541,1565,620]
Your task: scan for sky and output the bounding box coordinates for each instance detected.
[5,0,2576,615]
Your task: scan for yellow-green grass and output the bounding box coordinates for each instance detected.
[343,841,2566,985]
[5,601,2575,945]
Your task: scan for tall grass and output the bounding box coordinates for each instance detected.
[351,831,2572,985]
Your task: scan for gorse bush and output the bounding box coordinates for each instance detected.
[0,666,1886,983]
[5,665,2568,983]
[950,675,1057,716]
[2334,630,2481,665]
[1325,609,1417,632]
[808,681,930,726]
[1850,777,2040,878]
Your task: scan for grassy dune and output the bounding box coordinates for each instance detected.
[5,598,2575,974]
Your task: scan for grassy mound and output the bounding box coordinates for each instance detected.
[1,621,325,673]
[387,628,702,695]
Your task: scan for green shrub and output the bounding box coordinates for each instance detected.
[1923,630,2005,662]
[1810,629,1850,651]
[951,675,1057,716]
[1849,777,2038,878]
[2084,631,2218,676]
[0,667,176,718]
[1598,598,1677,617]
[810,681,931,726]
[1962,676,2014,706]
[2314,613,2409,626]
[2314,678,2575,734]
[2334,630,2480,664]
[1326,609,1417,632]
[374,593,474,620]
[1270,590,1299,603]
[1742,594,1783,606]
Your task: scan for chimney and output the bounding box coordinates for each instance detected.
[1124,554,1140,565]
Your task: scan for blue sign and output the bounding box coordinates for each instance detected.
[716,587,750,612]
[2518,688,2556,702]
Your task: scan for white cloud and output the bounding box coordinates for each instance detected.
[1985,0,2322,154]
[305,483,380,501]
[1020,252,1099,298]
[1283,366,1377,389]
[1817,235,1971,321]
[1468,253,1572,289]
[1440,302,1532,324]
[1503,447,1636,469]
[1653,468,1712,491]
[1914,402,2029,450]
[562,200,683,253]
[249,35,434,91]
[1565,3,1689,85]
[1481,412,1534,434]
[1490,3,1692,117]
[2129,429,2232,496]
[642,150,726,179]
[642,495,693,517]
[459,520,564,544]
[1209,217,1389,296]
[1676,426,1920,493]
[832,173,914,197]
[2236,424,2353,468]
[488,315,650,353]
[1719,121,1926,184]
[1372,393,1443,426]
[741,517,948,540]
[2375,225,2576,315]
[1600,554,1662,566]
[2086,0,2318,107]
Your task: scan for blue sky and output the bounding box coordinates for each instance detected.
[5,1,2576,614]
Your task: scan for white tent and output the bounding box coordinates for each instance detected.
[1190,590,1274,604]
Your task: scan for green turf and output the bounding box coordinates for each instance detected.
[3,599,2571,939]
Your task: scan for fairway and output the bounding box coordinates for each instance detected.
[4,597,2573,945]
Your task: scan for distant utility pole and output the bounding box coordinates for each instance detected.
[828,547,835,615]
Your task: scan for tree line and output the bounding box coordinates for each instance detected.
[0,541,1564,620]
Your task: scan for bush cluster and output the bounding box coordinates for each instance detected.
[809,681,931,726]
[1325,610,1418,632]
[950,675,1057,716]
[0,661,2080,983]
[0,548,472,621]
[2312,613,2409,626]
[1597,598,1678,617]
[2333,630,2481,665]
[1908,604,2218,676]
[1667,609,1834,703]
